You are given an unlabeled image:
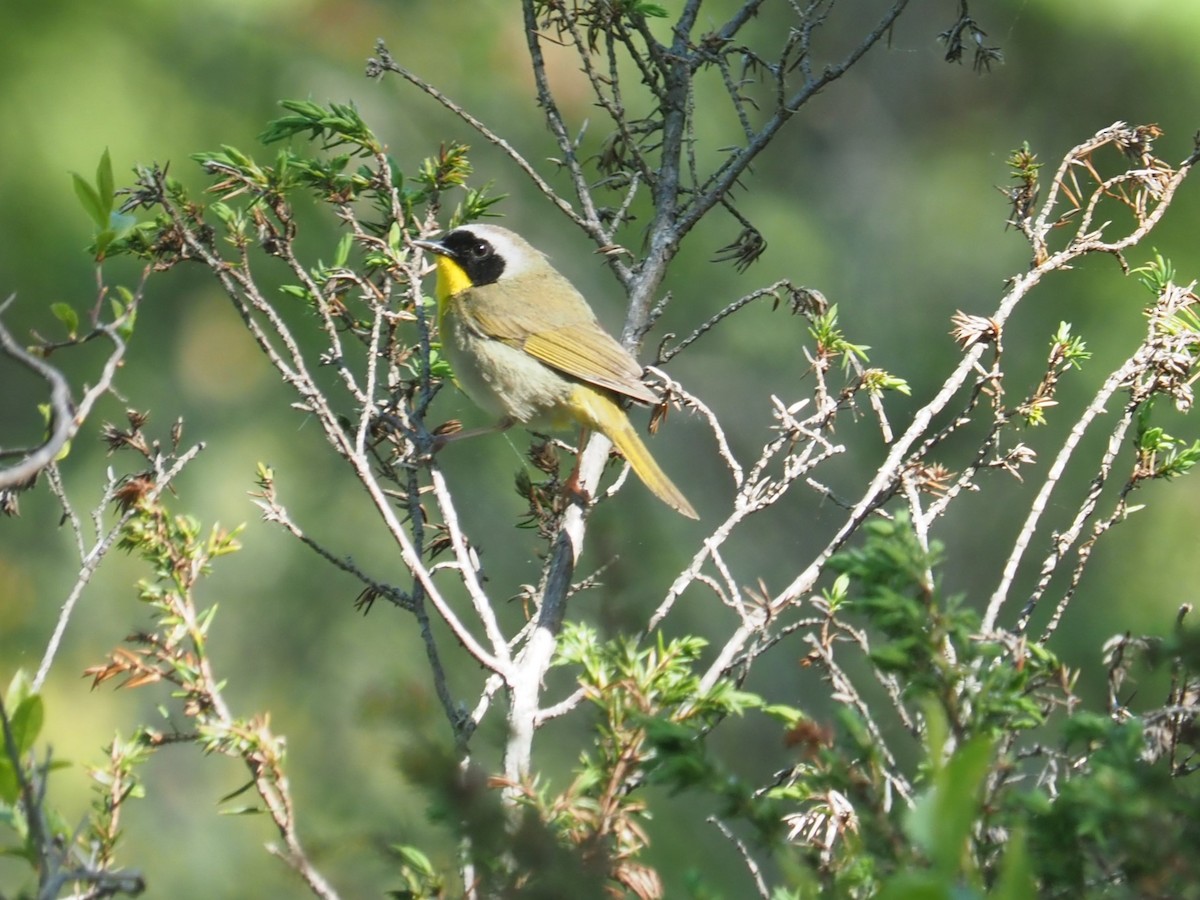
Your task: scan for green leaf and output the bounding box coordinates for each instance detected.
[94,229,118,258]
[393,845,436,877]
[991,828,1035,900]
[50,302,79,337]
[5,671,33,712]
[9,695,44,755]
[218,778,257,805]
[72,173,106,228]
[333,232,353,268]
[868,644,912,671]
[96,148,114,210]
[923,704,949,775]
[0,757,17,804]
[110,289,137,340]
[759,704,805,727]
[907,736,994,878]
[279,284,311,301]
[632,1,668,16]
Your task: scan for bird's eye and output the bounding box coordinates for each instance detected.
[470,241,492,260]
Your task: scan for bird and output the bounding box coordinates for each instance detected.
[413,224,698,519]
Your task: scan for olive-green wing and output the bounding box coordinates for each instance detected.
[522,324,657,404]
[459,275,658,405]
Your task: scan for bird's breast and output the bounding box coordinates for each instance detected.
[442,310,575,427]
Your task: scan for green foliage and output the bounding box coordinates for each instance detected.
[837,514,1059,735]
[354,513,1200,897]
[1005,142,1041,182]
[1050,321,1090,371]
[72,148,138,260]
[259,99,382,154]
[906,725,993,882]
[1019,711,1200,897]
[860,369,911,396]
[387,844,446,900]
[0,672,141,897]
[552,626,788,854]
[189,103,502,241]
[1019,322,1091,427]
[393,739,612,900]
[58,414,316,895]
[561,626,769,798]
[1135,402,1200,480]
[808,304,870,373]
[1133,250,1176,296]
[49,302,78,340]
[0,671,45,807]
[105,101,503,421]
[823,515,1200,898]
[876,725,1036,900]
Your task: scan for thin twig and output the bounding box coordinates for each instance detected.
[0,288,139,490]
[34,443,205,691]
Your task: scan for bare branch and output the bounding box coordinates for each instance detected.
[0,285,140,490]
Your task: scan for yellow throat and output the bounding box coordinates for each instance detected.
[432,255,472,324]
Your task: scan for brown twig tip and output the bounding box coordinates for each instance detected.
[712,225,767,272]
[951,310,1000,348]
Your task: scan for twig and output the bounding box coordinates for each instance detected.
[254,489,413,609]
[0,288,139,490]
[682,0,913,238]
[34,443,204,691]
[151,169,514,682]
[709,817,770,899]
[368,40,610,257]
[987,372,1139,634]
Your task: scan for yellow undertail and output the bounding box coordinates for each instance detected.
[571,385,698,520]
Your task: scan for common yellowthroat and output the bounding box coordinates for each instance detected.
[414,224,698,519]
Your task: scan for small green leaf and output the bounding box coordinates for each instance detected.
[9,695,44,756]
[393,845,435,877]
[50,302,79,337]
[218,778,257,804]
[759,704,805,727]
[6,671,34,711]
[0,758,18,804]
[94,228,117,258]
[96,148,114,210]
[633,2,668,16]
[334,232,353,268]
[279,284,311,301]
[110,287,138,341]
[72,173,106,228]
[1132,250,1173,295]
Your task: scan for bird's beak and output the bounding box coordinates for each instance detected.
[412,238,450,257]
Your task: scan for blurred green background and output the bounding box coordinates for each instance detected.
[3,1,1200,896]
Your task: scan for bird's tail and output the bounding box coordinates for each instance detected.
[572,385,698,519]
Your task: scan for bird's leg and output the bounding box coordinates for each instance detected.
[431,416,515,452]
[561,426,593,508]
